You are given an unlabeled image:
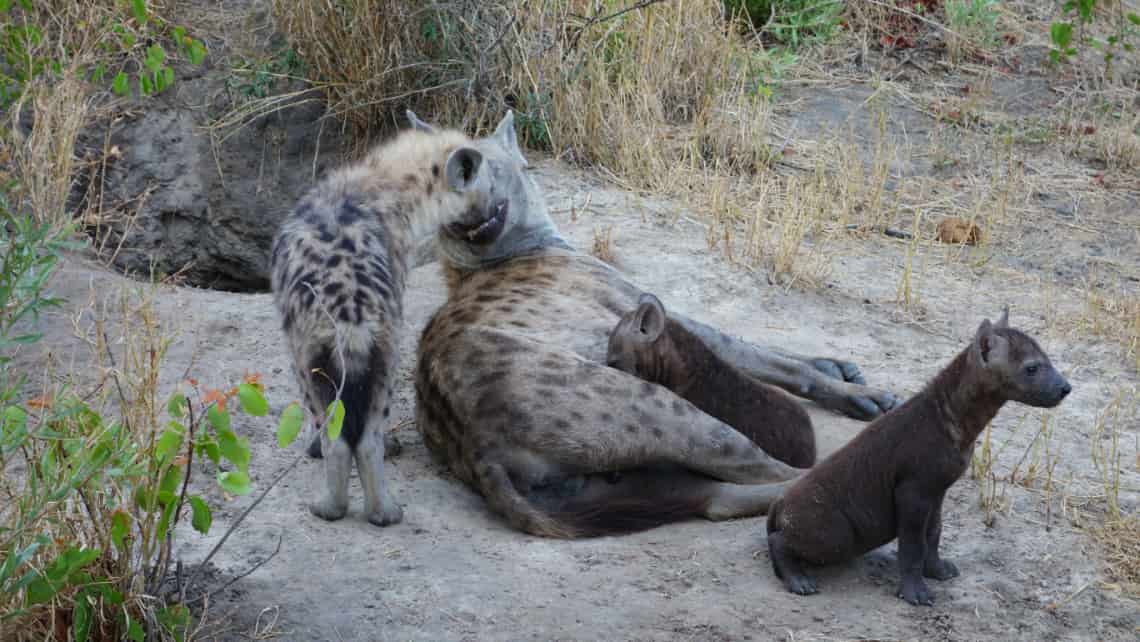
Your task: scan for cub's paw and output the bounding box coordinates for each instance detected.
[924,558,960,581]
[784,574,819,596]
[898,578,935,606]
[309,499,348,522]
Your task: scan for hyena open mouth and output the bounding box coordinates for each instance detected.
[448,198,508,245]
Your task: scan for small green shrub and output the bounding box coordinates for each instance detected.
[944,0,1001,62]
[1050,0,1140,74]
[723,0,843,47]
[0,0,208,109]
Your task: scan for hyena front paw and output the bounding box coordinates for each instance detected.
[366,503,404,527]
[309,498,348,522]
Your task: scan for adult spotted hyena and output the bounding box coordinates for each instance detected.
[414,110,901,538]
[270,112,496,526]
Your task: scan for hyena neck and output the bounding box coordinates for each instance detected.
[663,319,732,398]
[928,349,1006,450]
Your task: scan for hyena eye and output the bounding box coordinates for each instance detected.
[1024,364,1039,376]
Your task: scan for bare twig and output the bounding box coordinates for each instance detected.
[185,533,284,606]
[182,454,303,598]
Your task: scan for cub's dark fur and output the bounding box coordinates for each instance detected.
[766,308,1071,605]
[607,294,816,468]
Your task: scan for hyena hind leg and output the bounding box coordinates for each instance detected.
[356,428,403,526]
[307,430,403,459]
[310,432,351,521]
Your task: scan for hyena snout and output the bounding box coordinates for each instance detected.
[1030,367,1071,408]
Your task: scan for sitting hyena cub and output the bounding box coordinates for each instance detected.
[766,308,1071,604]
[607,294,816,467]
[270,111,496,526]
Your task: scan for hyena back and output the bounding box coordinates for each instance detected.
[270,113,495,526]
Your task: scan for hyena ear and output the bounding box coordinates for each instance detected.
[633,293,666,343]
[445,146,484,192]
[491,110,528,168]
[973,318,1008,366]
[406,109,436,133]
[995,305,1009,329]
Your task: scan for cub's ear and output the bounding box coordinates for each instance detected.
[491,110,528,167]
[995,305,1009,329]
[445,147,484,191]
[973,318,1008,366]
[633,293,666,343]
[406,109,436,133]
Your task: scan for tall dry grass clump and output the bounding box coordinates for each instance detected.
[269,1,773,181]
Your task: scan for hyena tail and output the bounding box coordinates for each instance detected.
[308,343,384,453]
[484,466,710,538]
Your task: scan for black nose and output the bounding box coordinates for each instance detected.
[1060,382,1072,397]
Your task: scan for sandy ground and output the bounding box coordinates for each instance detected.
[30,149,1138,640]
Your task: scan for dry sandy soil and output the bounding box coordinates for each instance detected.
[17,3,1140,640]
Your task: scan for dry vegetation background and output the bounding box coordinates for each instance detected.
[1,0,1138,639]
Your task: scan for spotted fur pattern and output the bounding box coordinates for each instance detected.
[270,118,490,526]
[412,111,902,538]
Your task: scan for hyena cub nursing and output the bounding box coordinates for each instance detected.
[270,111,496,526]
[607,294,816,467]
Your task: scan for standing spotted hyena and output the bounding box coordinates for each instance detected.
[270,111,496,526]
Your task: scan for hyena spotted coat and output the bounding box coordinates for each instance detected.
[413,111,903,538]
[270,112,497,526]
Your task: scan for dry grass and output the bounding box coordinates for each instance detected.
[590,224,618,265]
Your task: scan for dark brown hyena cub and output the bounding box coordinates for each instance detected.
[766,308,1071,605]
[607,293,816,468]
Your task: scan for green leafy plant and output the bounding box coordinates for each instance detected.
[944,0,1001,62]
[723,0,843,47]
[226,47,304,101]
[1050,0,1140,73]
[0,1,208,108]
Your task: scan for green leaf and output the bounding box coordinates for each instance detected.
[1128,13,1140,26]
[188,40,206,65]
[155,426,184,461]
[196,438,220,465]
[2,405,27,434]
[140,73,152,95]
[0,1,10,15]
[277,402,304,447]
[167,392,187,418]
[131,0,148,24]
[126,618,145,642]
[156,497,175,541]
[73,595,91,642]
[217,470,252,495]
[326,400,345,441]
[189,496,212,534]
[207,404,230,432]
[1051,22,1073,49]
[161,66,174,92]
[157,604,190,641]
[238,383,268,416]
[110,511,130,551]
[25,578,56,605]
[0,541,39,584]
[217,429,250,473]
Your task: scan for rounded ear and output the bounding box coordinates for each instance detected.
[973,318,1007,366]
[995,306,1009,329]
[491,110,528,167]
[406,109,437,133]
[633,294,666,342]
[445,147,483,191]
